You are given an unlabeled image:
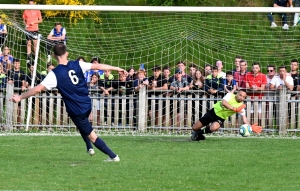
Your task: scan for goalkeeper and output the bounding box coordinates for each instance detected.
[191,89,262,141]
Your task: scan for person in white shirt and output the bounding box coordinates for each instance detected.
[46,22,66,62]
[269,66,294,90]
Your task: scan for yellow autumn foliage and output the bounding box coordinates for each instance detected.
[19,0,101,24]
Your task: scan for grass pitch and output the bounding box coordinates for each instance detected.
[1,136,300,190]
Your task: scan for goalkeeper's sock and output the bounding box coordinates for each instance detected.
[93,137,116,159]
[200,126,212,134]
[27,54,31,60]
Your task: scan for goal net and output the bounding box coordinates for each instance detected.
[0,5,300,136]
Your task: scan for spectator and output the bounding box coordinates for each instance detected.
[112,73,134,125]
[190,70,205,124]
[224,71,237,93]
[204,66,224,97]
[126,67,136,81]
[293,0,300,26]
[100,70,114,80]
[170,69,190,127]
[204,64,212,78]
[287,59,300,93]
[41,62,55,80]
[190,70,205,90]
[23,0,43,63]
[232,55,243,75]
[7,58,26,126]
[171,61,192,83]
[87,73,101,125]
[46,22,67,62]
[99,71,115,126]
[0,47,13,73]
[0,17,8,54]
[265,65,277,90]
[25,61,42,88]
[189,63,198,79]
[245,62,267,125]
[270,66,294,90]
[84,57,103,83]
[268,0,292,30]
[162,66,173,88]
[215,60,226,78]
[147,66,168,125]
[0,65,6,89]
[234,59,248,90]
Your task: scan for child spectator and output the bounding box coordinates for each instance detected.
[0,46,13,73]
[46,22,67,62]
[215,60,226,78]
[87,73,101,125]
[204,63,212,78]
[126,67,136,81]
[224,71,237,93]
[84,57,103,83]
[204,66,224,97]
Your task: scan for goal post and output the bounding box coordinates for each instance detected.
[0,5,300,136]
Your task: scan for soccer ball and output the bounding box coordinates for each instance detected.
[239,124,252,137]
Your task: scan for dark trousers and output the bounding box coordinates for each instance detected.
[268,12,288,25]
[46,40,65,55]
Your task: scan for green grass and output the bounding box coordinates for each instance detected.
[1,135,300,190]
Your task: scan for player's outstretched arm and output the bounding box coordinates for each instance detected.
[91,64,127,74]
[221,99,245,113]
[10,84,45,103]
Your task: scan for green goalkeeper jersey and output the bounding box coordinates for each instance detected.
[213,93,244,119]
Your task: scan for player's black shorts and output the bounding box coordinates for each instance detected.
[199,108,224,127]
[25,30,39,41]
[69,109,93,136]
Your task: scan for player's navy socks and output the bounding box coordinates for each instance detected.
[93,137,117,159]
[82,136,93,150]
[200,126,212,134]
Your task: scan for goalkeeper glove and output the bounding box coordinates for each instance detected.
[251,123,262,133]
[233,104,246,113]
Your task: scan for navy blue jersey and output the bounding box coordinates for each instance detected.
[42,60,91,116]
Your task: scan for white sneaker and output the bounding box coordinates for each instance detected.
[47,55,51,62]
[282,24,289,30]
[111,122,115,126]
[26,60,30,64]
[271,22,277,28]
[104,155,120,162]
[87,148,95,156]
[294,24,297,27]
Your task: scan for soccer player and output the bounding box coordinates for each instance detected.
[10,44,127,162]
[191,90,262,141]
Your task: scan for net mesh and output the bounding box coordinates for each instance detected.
[0,9,299,136]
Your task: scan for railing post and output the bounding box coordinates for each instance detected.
[279,88,287,135]
[138,87,146,132]
[5,84,14,131]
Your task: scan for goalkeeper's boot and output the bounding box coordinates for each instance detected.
[104,155,120,162]
[87,148,95,156]
[191,130,205,141]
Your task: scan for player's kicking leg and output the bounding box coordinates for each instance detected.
[78,128,95,156]
[88,130,120,162]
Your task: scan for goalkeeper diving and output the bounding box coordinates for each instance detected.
[191,89,262,141]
